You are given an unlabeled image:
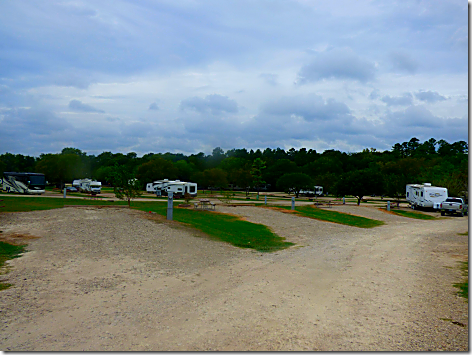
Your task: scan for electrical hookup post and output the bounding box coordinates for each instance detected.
[167,192,173,220]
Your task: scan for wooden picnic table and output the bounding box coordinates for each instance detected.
[195,199,215,210]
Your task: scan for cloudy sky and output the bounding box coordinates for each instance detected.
[0,0,468,156]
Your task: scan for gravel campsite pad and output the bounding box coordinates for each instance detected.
[0,205,468,351]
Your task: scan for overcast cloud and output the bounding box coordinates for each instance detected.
[0,0,468,156]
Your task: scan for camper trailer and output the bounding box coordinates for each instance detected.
[164,181,198,198]
[146,179,197,197]
[146,179,172,194]
[406,183,448,209]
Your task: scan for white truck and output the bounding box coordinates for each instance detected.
[440,197,468,217]
[406,183,448,210]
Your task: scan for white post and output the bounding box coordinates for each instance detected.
[291,197,295,210]
[387,201,390,211]
[343,196,345,204]
[167,192,173,220]
[265,195,267,205]
[63,188,67,199]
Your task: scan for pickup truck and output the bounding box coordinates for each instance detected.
[440,197,468,217]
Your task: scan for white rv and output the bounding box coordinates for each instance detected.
[164,181,198,198]
[78,179,102,194]
[72,179,81,189]
[146,179,172,194]
[406,183,448,209]
[300,186,323,197]
[146,179,198,197]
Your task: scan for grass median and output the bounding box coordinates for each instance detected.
[266,205,385,228]
[385,209,437,220]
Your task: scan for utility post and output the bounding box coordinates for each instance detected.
[291,197,295,210]
[167,192,174,220]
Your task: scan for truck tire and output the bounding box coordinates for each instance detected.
[441,211,445,216]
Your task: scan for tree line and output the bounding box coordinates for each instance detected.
[0,138,468,201]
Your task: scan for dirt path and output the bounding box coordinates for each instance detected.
[0,206,468,351]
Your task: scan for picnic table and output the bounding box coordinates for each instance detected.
[194,199,216,210]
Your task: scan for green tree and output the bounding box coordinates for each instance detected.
[276,172,313,198]
[336,169,385,205]
[108,163,142,207]
[251,158,266,198]
[136,158,178,184]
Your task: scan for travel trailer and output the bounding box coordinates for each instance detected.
[146,179,172,194]
[146,179,197,197]
[406,183,448,209]
[2,172,46,194]
[164,181,198,198]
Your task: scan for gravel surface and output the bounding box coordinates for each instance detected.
[0,205,468,351]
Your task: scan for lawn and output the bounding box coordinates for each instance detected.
[266,205,385,228]
[386,209,437,220]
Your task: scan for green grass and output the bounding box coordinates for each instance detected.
[0,195,128,212]
[388,209,437,220]
[268,205,385,228]
[134,202,293,252]
[0,195,293,253]
[0,241,27,290]
[453,261,468,302]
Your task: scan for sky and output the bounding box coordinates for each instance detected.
[0,0,469,157]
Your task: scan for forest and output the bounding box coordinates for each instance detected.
[0,137,468,199]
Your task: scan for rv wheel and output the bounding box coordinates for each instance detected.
[411,205,415,210]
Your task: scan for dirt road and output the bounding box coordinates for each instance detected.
[0,205,468,351]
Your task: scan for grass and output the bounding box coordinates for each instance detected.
[267,205,384,228]
[134,202,294,252]
[0,195,293,253]
[453,261,468,302]
[0,195,128,212]
[387,209,437,220]
[0,241,27,290]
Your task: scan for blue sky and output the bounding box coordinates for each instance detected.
[0,0,468,156]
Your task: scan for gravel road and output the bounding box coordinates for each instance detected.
[0,204,468,351]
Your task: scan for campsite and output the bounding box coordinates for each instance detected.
[0,192,468,351]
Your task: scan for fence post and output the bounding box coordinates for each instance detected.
[167,192,174,220]
[291,197,295,210]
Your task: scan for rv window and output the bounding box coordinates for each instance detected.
[407,192,409,197]
[189,186,196,193]
[421,192,423,197]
